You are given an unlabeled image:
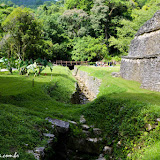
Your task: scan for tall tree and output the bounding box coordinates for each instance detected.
[2,7,43,60]
[59,8,89,38]
[108,0,160,56]
[90,0,109,40]
[71,36,108,61]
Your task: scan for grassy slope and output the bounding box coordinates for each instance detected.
[77,65,160,105]
[76,65,160,160]
[0,66,83,159]
[1,65,160,160]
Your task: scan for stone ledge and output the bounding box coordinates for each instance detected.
[135,10,160,36]
[122,53,160,59]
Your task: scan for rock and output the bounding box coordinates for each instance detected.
[96,158,106,160]
[112,72,120,77]
[34,147,45,155]
[45,117,69,133]
[47,139,53,145]
[43,133,55,138]
[90,125,95,128]
[103,146,113,155]
[80,115,86,124]
[87,138,102,143]
[127,153,131,157]
[68,120,77,125]
[93,128,102,135]
[145,124,152,131]
[82,130,90,136]
[156,118,160,122]
[82,124,90,130]
[74,66,101,100]
[117,140,122,147]
[33,147,45,159]
[51,125,54,129]
[27,150,40,160]
[152,124,158,129]
[112,140,116,143]
[67,137,103,155]
[136,10,160,36]
[98,154,104,158]
[96,154,106,160]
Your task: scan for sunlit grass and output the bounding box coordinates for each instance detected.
[1,65,160,159]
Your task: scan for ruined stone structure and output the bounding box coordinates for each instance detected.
[73,66,101,99]
[120,11,160,92]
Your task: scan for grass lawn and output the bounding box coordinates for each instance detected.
[0,65,160,160]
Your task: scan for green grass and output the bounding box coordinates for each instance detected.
[75,65,160,160]
[0,66,84,159]
[0,65,160,160]
[76,65,160,105]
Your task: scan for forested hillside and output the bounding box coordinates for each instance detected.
[0,0,160,61]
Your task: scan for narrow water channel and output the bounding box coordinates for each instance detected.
[71,83,89,104]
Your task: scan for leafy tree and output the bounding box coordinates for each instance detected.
[0,5,14,39]
[65,0,93,12]
[59,8,89,38]
[108,0,160,55]
[2,7,43,60]
[90,0,130,41]
[42,14,66,43]
[71,36,108,61]
[52,42,72,60]
[36,4,72,60]
[90,0,109,40]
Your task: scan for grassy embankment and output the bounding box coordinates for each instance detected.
[0,66,80,159]
[0,65,160,160]
[77,65,160,160]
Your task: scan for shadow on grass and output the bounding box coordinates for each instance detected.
[79,94,160,159]
[0,73,76,108]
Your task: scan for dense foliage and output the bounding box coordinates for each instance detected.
[0,0,160,61]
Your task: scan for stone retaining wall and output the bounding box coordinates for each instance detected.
[120,55,160,92]
[73,66,101,99]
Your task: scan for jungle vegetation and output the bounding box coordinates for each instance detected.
[0,0,160,61]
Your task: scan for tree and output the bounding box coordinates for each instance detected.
[2,7,43,60]
[90,0,109,40]
[65,0,93,12]
[71,36,108,61]
[59,8,89,38]
[42,14,66,43]
[108,1,159,55]
[90,0,130,41]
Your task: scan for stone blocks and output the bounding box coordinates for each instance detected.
[120,10,160,92]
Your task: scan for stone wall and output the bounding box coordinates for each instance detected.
[120,55,160,92]
[73,66,101,99]
[120,11,160,92]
